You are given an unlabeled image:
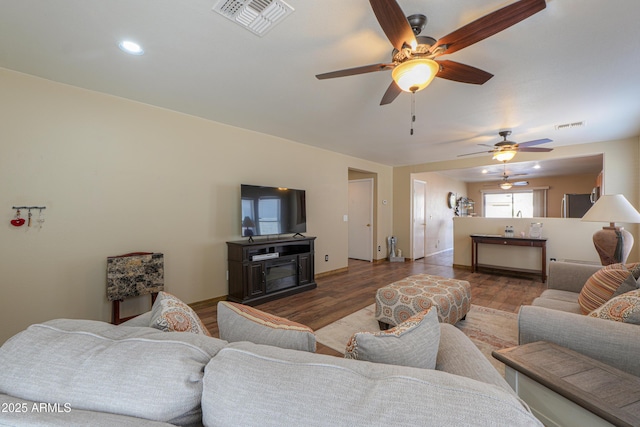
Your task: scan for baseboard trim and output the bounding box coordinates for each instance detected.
[315,267,349,278]
[426,248,453,256]
[453,263,472,270]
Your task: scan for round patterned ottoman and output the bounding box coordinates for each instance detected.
[375,274,471,328]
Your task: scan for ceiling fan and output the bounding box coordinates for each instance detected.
[315,0,547,106]
[484,162,529,189]
[459,130,553,162]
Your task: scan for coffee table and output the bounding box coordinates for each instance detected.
[493,341,640,427]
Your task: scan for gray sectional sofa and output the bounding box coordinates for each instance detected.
[0,312,542,426]
[518,260,640,376]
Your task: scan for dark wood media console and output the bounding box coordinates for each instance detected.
[226,236,316,305]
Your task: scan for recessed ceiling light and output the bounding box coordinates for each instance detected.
[118,40,144,55]
[481,169,488,174]
[533,164,541,169]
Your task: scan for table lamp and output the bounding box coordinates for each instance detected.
[581,194,640,265]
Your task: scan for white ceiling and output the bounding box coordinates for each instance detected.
[437,153,602,183]
[1,0,638,172]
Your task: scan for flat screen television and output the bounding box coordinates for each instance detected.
[241,184,307,237]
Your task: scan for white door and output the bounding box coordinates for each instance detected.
[413,179,426,260]
[348,179,373,261]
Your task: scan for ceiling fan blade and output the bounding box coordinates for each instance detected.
[517,138,552,147]
[369,0,417,51]
[380,81,402,105]
[518,147,553,152]
[436,60,494,85]
[457,150,493,157]
[431,0,546,56]
[315,63,395,80]
[513,181,529,186]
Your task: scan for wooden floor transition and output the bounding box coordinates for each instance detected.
[193,250,546,355]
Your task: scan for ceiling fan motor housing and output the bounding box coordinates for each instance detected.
[392,36,437,62]
[407,14,427,35]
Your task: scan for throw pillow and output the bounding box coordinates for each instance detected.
[611,273,640,298]
[150,291,211,336]
[216,301,316,352]
[628,262,640,279]
[588,289,640,324]
[344,306,440,369]
[578,264,636,314]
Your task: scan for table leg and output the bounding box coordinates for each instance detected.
[541,244,547,283]
[471,239,477,272]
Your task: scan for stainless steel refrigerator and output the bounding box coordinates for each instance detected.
[561,193,593,218]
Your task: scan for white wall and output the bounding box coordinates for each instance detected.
[410,172,467,257]
[453,217,605,271]
[395,137,640,260]
[0,68,393,344]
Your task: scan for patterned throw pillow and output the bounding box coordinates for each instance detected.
[578,263,640,314]
[217,301,316,352]
[611,273,640,298]
[344,307,440,369]
[588,290,640,324]
[628,263,640,280]
[150,291,211,336]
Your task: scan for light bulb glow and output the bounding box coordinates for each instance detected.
[118,40,144,55]
[500,182,513,190]
[493,150,517,162]
[392,59,439,92]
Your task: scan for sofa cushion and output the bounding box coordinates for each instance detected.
[538,289,580,304]
[201,342,542,427]
[344,307,439,369]
[578,264,638,314]
[588,289,640,324]
[531,297,582,314]
[150,291,211,336]
[436,324,514,394]
[532,289,582,314]
[0,394,176,426]
[0,319,227,426]
[217,301,316,352]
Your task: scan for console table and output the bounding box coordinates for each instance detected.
[493,341,640,427]
[470,234,547,282]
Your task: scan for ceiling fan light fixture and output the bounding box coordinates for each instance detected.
[493,149,517,162]
[500,181,513,190]
[391,59,439,92]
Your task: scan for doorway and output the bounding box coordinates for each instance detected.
[412,179,427,260]
[348,178,373,261]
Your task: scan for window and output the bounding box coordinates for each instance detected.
[257,197,281,235]
[484,191,534,218]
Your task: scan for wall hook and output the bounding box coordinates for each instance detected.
[11,206,46,228]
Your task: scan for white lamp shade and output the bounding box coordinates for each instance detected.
[493,150,517,162]
[581,194,640,224]
[391,59,439,93]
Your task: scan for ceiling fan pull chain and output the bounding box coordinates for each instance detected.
[410,91,416,135]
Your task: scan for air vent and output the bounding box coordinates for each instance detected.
[213,0,294,36]
[554,121,585,131]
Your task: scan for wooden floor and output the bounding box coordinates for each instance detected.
[193,250,546,355]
